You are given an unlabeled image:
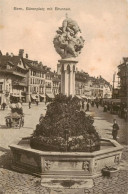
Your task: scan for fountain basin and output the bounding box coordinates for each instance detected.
[9,138,123,188]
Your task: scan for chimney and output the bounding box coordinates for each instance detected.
[26,53,28,59]
[19,49,24,57]
[6,52,9,56]
[39,62,43,67]
[10,53,14,57]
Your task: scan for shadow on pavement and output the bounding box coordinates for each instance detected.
[22,127,33,129]
[0,125,7,129]
[106,132,112,135]
[0,146,12,170]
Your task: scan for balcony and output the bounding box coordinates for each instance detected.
[46,85,51,88]
[39,84,45,87]
[12,79,27,87]
[0,69,26,78]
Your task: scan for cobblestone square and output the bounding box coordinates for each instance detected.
[0,103,127,193]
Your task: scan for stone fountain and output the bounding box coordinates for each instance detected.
[9,16,123,189]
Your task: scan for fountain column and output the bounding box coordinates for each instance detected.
[59,58,78,97]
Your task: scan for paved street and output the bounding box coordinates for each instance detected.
[0,103,127,193]
[89,105,128,145]
[0,103,46,149]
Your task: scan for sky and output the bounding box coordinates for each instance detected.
[0,0,128,83]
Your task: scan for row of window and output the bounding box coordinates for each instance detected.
[53,83,59,87]
[45,88,52,93]
[0,84,12,92]
[45,82,51,87]
[31,70,44,78]
[30,79,55,89]
[46,75,52,80]
[30,78,44,85]
[53,88,59,94]
[30,86,44,93]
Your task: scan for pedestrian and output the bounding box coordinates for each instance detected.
[39,114,44,123]
[20,99,23,105]
[104,104,107,112]
[91,101,94,107]
[29,100,31,109]
[79,100,82,110]
[96,102,99,108]
[82,101,84,110]
[84,100,87,110]
[36,98,39,106]
[2,102,6,110]
[86,102,89,111]
[112,119,119,141]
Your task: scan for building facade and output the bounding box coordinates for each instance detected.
[118,57,128,104]
[75,71,89,97]
[52,73,61,95]
[0,50,51,104]
[23,58,47,102]
[0,50,112,104]
[91,76,112,99]
[0,51,28,104]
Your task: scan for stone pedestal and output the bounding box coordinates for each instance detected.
[58,58,78,97]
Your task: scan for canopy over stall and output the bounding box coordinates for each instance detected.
[46,93,54,99]
[46,93,55,102]
[31,95,37,100]
[75,95,82,100]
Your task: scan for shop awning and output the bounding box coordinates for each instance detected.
[40,94,45,98]
[111,99,121,103]
[90,96,96,100]
[81,95,87,99]
[31,95,37,100]
[46,93,54,99]
[11,94,20,97]
[76,95,82,99]
[21,95,25,97]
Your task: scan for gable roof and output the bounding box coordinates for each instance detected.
[23,58,47,73]
[0,55,27,70]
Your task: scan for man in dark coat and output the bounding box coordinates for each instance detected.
[86,102,89,111]
[29,100,31,109]
[2,102,6,110]
[112,119,119,141]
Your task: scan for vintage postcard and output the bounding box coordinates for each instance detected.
[0,0,128,193]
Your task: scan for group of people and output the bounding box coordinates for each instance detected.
[103,102,127,122]
[1,102,6,110]
[1,99,23,111]
[79,99,100,112]
[5,101,24,128]
[91,100,99,108]
[79,100,90,112]
[28,98,39,109]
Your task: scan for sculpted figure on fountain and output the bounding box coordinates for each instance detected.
[53,15,85,59]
